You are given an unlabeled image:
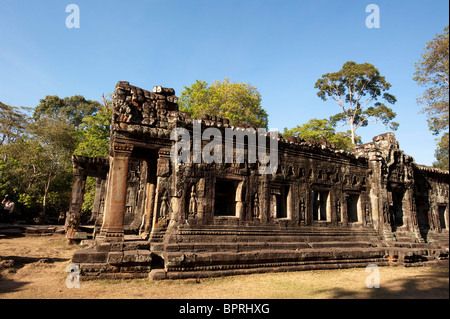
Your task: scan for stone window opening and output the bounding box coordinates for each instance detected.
[312,190,330,221]
[347,194,362,223]
[139,152,159,237]
[271,186,291,219]
[299,167,305,178]
[438,205,448,230]
[214,179,237,217]
[389,190,405,229]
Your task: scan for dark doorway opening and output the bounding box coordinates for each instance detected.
[438,206,447,229]
[347,194,360,223]
[215,180,236,216]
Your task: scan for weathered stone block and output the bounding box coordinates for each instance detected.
[96,242,111,252]
[124,241,150,251]
[72,250,108,263]
[109,242,123,252]
[72,231,88,240]
[107,252,123,264]
[123,250,139,263]
[137,250,152,263]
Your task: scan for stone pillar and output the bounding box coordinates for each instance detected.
[65,168,87,242]
[367,150,384,232]
[89,177,103,223]
[139,180,156,238]
[236,181,245,220]
[100,144,133,241]
[342,193,349,226]
[196,178,205,223]
[305,189,312,226]
[94,177,107,235]
[260,175,270,224]
[329,188,338,226]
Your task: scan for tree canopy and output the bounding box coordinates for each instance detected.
[413,25,449,170]
[179,78,269,129]
[74,94,112,158]
[73,94,113,213]
[1,94,108,223]
[0,102,29,147]
[315,61,398,145]
[33,95,100,128]
[282,118,361,150]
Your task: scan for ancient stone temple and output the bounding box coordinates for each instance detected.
[67,81,449,280]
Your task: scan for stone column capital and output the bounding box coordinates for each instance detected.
[112,143,134,157]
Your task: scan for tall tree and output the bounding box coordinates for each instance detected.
[179,78,269,129]
[315,61,398,145]
[413,26,449,170]
[0,128,75,222]
[73,94,113,213]
[282,118,361,150]
[0,102,29,147]
[26,115,79,217]
[434,132,449,170]
[0,139,47,212]
[74,94,112,158]
[1,94,107,222]
[0,102,31,210]
[33,95,100,128]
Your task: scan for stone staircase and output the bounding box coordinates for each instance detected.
[383,230,449,266]
[73,225,449,280]
[154,225,395,279]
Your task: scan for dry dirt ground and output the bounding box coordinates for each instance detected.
[0,234,448,299]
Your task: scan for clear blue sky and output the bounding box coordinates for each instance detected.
[1,0,448,166]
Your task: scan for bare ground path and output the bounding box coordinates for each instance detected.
[0,234,448,299]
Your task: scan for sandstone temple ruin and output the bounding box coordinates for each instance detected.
[66,81,449,280]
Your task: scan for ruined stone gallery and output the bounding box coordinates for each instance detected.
[66,81,449,280]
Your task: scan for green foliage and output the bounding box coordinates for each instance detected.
[74,95,112,158]
[0,102,29,147]
[414,25,449,134]
[1,94,109,222]
[433,133,449,170]
[282,118,360,150]
[73,95,112,214]
[179,78,269,129]
[33,95,100,128]
[81,177,97,214]
[0,115,77,219]
[315,61,398,144]
[414,26,449,169]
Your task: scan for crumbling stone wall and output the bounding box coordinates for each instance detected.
[65,156,109,242]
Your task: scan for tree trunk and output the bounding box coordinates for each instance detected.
[42,173,52,218]
[350,119,356,145]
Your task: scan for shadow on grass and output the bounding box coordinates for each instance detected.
[0,278,31,295]
[1,256,69,269]
[315,268,449,299]
[0,256,69,295]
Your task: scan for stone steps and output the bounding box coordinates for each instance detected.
[388,242,433,249]
[164,245,446,270]
[163,247,391,273]
[164,240,379,253]
[152,259,394,280]
[75,225,448,280]
[169,228,382,245]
